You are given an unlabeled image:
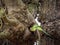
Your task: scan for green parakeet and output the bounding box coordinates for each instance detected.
[30,24,50,36]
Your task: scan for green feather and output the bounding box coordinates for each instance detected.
[30,24,50,36]
[30,24,42,31]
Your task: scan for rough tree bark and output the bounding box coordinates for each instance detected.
[0,0,60,45]
[0,0,36,45]
[39,0,60,45]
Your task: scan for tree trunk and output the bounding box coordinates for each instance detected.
[39,0,60,45]
[0,0,60,45]
[0,0,36,45]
